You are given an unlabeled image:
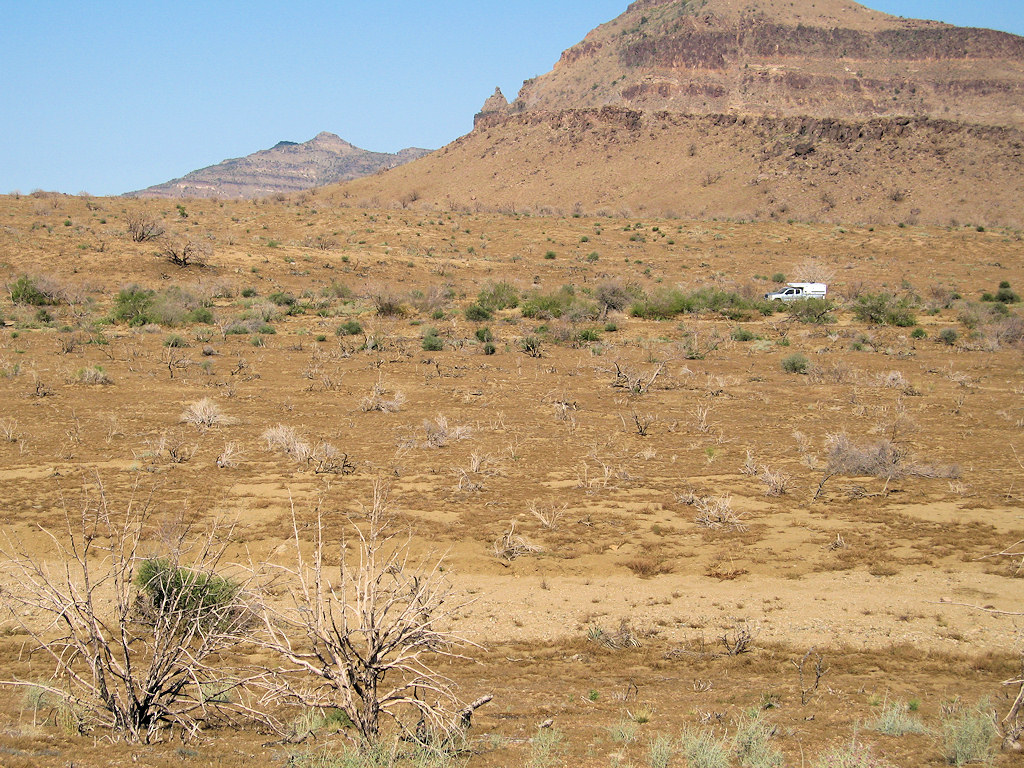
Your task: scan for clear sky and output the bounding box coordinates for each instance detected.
[1,0,1021,196]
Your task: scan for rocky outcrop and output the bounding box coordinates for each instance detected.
[474,87,511,128]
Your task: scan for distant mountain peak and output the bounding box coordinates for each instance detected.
[130,133,431,199]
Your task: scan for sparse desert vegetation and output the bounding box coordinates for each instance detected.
[0,193,1022,766]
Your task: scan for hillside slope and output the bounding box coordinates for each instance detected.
[334,108,1024,227]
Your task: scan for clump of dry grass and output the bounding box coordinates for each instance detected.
[261,424,312,463]
[588,619,643,649]
[180,398,225,430]
[422,415,471,448]
[759,466,791,496]
[623,557,673,578]
[73,365,112,385]
[360,382,406,413]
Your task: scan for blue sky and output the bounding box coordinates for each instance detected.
[1,0,1020,196]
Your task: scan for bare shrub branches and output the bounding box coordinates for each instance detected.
[162,238,208,268]
[812,432,960,501]
[255,484,485,745]
[492,521,542,561]
[792,648,829,705]
[611,361,665,395]
[683,492,749,531]
[124,213,164,243]
[720,620,759,656]
[0,478,257,742]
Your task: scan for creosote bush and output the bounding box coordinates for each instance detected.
[781,353,809,374]
[853,293,916,327]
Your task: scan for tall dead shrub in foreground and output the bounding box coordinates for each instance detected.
[0,479,258,742]
[257,483,487,747]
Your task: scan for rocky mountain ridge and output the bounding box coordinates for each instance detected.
[131,132,431,199]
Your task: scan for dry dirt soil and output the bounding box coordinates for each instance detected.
[0,191,1022,766]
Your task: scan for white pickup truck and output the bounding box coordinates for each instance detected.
[764,282,828,302]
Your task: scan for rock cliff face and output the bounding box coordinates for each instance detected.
[510,0,1024,129]
[131,132,431,199]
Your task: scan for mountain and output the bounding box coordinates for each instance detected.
[509,0,1024,128]
[334,0,1024,227]
[130,132,432,199]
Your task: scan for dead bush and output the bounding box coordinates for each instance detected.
[255,484,488,745]
[689,493,748,531]
[623,557,673,578]
[124,213,165,242]
[588,619,643,649]
[492,521,542,561]
[0,479,259,742]
[180,397,226,430]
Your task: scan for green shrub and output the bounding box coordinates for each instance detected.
[527,726,567,768]
[994,283,1019,303]
[134,558,243,632]
[321,281,352,300]
[787,297,835,324]
[732,327,756,342]
[870,701,928,736]
[163,334,188,348]
[520,336,542,357]
[336,319,363,336]
[268,291,296,307]
[911,327,927,339]
[521,286,598,321]
[241,287,258,298]
[734,709,783,768]
[544,250,556,259]
[187,306,214,324]
[110,286,155,327]
[464,303,492,321]
[938,328,959,346]
[422,333,444,352]
[9,275,58,306]
[939,700,996,766]
[679,727,731,768]
[477,281,519,311]
[482,342,496,355]
[853,293,917,327]
[475,326,493,343]
[771,272,786,283]
[781,353,809,374]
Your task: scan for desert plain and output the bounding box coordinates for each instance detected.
[0,191,1021,766]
